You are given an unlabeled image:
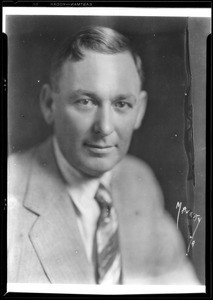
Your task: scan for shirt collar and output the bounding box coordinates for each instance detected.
[52,136,112,204]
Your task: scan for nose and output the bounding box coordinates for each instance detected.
[93,105,114,136]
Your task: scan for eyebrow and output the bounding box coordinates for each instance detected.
[70,89,137,103]
[71,89,100,100]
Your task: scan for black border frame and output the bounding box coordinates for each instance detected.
[1,1,212,298]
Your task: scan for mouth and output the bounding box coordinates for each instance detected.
[84,143,116,154]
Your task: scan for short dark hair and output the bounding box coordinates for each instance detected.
[50,26,144,91]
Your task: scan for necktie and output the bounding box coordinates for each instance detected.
[94,183,122,284]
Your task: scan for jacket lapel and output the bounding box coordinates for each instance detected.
[24,138,95,283]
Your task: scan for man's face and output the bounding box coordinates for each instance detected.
[48,50,146,177]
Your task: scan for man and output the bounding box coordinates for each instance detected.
[8,26,199,284]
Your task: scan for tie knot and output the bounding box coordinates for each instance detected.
[95,183,112,219]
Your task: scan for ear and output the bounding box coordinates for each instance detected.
[40,84,55,125]
[134,90,148,130]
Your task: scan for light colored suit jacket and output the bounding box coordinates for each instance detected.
[8,137,199,284]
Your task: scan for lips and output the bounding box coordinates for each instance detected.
[84,142,116,154]
[85,143,113,149]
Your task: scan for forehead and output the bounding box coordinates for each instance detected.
[58,50,141,94]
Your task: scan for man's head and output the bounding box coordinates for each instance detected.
[40,26,147,177]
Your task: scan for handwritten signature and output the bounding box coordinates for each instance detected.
[176,201,202,255]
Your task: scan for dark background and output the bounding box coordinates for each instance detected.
[6,15,208,284]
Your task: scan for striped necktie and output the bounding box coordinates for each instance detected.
[94,183,122,284]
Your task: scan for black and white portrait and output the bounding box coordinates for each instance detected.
[5,7,210,294]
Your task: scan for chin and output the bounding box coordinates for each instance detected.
[82,166,112,178]
[80,158,120,178]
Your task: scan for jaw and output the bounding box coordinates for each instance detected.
[75,152,122,178]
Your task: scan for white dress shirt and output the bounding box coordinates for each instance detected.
[53,136,112,263]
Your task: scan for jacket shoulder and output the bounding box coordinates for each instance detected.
[120,154,162,193]
[8,147,36,201]
[114,154,164,210]
[8,138,54,203]
[8,147,35,169]
[121,154,157,178]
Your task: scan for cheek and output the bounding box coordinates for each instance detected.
[116,115,136,144]
[54,108,92,141]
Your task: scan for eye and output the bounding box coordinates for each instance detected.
[75,98,96,109]
[77,99,91,105]
[113,100,132,110]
